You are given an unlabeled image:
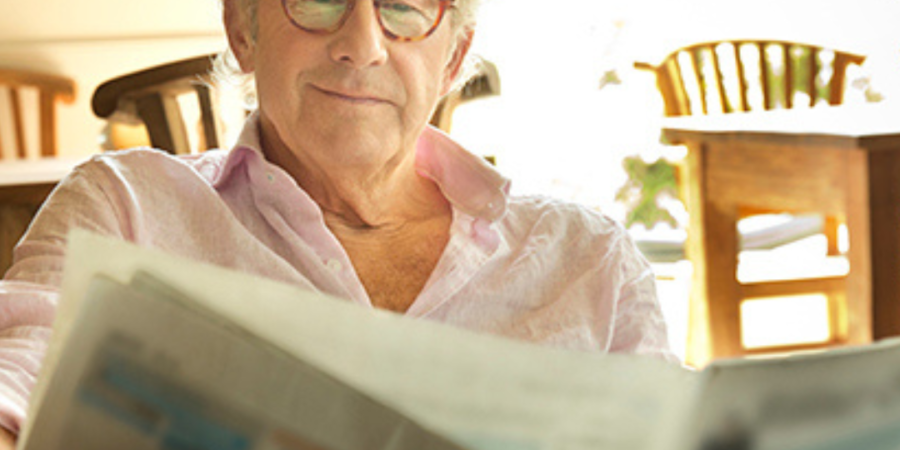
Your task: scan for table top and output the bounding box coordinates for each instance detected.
[662,103,900,149]
[0,157,86,188]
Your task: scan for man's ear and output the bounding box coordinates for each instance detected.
[441,29,474,96]
[223,0,256,73]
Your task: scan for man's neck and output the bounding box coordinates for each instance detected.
[259,120,450,230]
[314,166,450,231]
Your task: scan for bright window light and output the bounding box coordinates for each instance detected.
[741,295,831,349]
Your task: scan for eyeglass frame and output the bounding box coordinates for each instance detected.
[279,0,455,43]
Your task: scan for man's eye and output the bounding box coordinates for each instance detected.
[380,2,421,14]
[388,3,411,11]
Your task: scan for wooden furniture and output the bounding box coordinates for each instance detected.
[664,104,900,366]
[92,54,222,155]
[635,41,868,364]
[430,59,501,133]
[636,41,866,251]
[634,40,866,117]
[0,68,75,159]
[0,159,80,276]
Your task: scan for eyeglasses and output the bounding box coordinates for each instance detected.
[280,0,453,42]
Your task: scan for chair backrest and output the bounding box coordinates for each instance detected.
[430,59,501,132]
[0,68,75,160]
[635,40,866,117]
[92,54,222,155]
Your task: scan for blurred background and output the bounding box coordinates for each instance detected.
[2,0,900,364]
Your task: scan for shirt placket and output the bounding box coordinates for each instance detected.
[405,211,504,318]
[247,155,370,305]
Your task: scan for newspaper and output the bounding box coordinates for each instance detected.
[18,230,900,450]
[22,273,466,450]
[19,230,696,450]
[672,340,900,450]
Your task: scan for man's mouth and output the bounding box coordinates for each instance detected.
[311,85,389,105]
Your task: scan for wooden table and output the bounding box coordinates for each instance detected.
[0,158,82,276]
[663,103,900,365]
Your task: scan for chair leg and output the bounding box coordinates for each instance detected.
[825,216,840,256]
[683,145,744,365]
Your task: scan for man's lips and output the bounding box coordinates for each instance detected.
[311,85,390,105]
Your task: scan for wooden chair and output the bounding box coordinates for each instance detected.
[92,54,223,155]
[0,68,76,160]
[634,40,865,117]
[0,68,74,277]
[634,40,866,256]
[634,40,867,364]
[635,40,866,253]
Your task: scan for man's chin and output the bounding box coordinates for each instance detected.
[310,127,404,159]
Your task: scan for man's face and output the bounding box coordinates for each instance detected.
[230,0,470,168]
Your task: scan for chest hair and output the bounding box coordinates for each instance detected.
[335,220,450,313]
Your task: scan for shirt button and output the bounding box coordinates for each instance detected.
[326,259,343,272]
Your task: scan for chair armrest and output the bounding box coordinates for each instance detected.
[633,61,657,72]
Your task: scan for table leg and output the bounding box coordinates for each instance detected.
[684,143,743,365]
[866,150,900,339]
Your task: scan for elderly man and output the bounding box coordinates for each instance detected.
[0,0,675,446]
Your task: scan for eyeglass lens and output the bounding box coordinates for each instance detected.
[283,0,445,39]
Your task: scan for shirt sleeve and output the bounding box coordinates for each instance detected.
[0,161,126,434]
[607,229,680,364]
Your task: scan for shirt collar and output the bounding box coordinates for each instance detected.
[415,126,510,223]
[211,112,510,224]
[209,111,266,190]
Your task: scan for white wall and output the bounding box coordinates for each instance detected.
[0,0,228,157]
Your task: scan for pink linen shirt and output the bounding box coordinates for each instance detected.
[0,114,675,433]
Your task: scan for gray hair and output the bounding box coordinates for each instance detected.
[212,0,482,109]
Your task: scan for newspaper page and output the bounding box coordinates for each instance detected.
[22,275,466,450]
[22,229,697,450]
[673,339,900,450]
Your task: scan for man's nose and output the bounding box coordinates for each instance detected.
[327,2,389,68]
